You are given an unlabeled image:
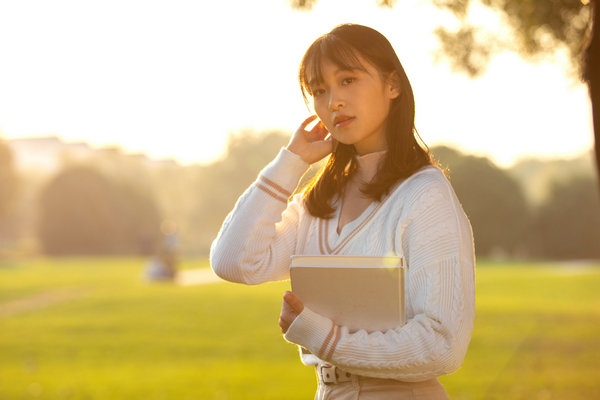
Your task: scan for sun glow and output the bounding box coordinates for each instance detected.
[0,0,593,167]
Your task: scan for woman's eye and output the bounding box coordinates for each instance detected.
[342,78,355,85]
[312,88,325,97]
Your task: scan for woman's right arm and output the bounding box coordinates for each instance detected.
[210,116,332,285]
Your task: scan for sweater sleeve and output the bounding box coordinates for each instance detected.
[210,148,310,284]
[284,174,476,381]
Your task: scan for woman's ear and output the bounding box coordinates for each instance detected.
[387,71,401,99]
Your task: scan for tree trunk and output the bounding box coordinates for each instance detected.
[586,1,600,181]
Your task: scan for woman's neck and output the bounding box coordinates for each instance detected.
[353,149,387,184]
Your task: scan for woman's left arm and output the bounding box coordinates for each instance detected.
[283,176,476,382]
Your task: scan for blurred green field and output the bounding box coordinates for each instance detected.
[1,258,599,400]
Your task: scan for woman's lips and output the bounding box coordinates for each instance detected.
[335,117,355,128]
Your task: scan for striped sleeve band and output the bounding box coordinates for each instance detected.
[255,182,289,203]
[259,176,292,198]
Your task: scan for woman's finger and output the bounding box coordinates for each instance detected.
[309,122,328,139]
[279,317,287,332]
[279,311,295,333]
[299,115,318,131]
[284,291,304,314]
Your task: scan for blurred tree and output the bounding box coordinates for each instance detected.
[433,0,599,179]
[430,145,465,168]
[0,138,18,223]
[432,146,529,256]
[432,0,593,77]
[529,175,600,259]
[38,166,161,255]
[288,0,396,10]
[289,0,593,76]
[0,139,19,252]
[188,131,291,254]
[507,151,595,205]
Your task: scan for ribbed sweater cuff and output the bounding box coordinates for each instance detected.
[259,148,309,196]
[284,306,335,359]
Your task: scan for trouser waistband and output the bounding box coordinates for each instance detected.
[316,364,354,385]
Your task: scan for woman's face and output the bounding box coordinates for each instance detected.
[308,55,399,155]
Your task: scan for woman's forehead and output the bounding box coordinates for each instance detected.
[305,53,368,86]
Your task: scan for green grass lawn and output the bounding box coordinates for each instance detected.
[1,258,599,399]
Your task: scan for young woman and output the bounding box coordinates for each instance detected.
[211,23,475,399]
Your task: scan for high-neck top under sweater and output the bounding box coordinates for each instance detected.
[210,148,476,382]
[337,149,386,234]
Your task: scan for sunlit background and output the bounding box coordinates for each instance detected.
[0,0,593,166]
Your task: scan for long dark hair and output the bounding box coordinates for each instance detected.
[299,23,433,218]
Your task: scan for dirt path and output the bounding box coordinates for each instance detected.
[0,287,86,319]
[175,268,224,286]
[0,269,223,318]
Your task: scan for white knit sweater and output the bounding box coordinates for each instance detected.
[210,148,476,382]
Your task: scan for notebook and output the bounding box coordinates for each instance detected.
[290,255,405,332]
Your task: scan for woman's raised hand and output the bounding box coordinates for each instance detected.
[286,115,334,164]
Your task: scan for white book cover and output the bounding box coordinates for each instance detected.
[290,255,405,332]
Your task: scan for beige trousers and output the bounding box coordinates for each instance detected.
[314,367,450,400]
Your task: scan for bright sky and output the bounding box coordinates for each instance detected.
[0,0,594,167]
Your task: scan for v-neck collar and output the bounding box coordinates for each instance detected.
[334,200,377,238]
[318,195,388,255]
[316,164,438,255]
[334,150,387,236]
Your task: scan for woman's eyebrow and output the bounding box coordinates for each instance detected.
[334,67,357,74]
[336,61,369,74]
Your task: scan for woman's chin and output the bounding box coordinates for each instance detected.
[331,135,354,147]
[335,141,355,149]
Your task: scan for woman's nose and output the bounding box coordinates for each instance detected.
[328,90,345,111]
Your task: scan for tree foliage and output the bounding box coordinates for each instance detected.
[6,130,598,259]
[288,0,396,11]
[188,131,291,254]
[38,166,161,255]
[433,0,593,78]
[287,0,593,77]
[507,151,595,204]
[529,175,600,259]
